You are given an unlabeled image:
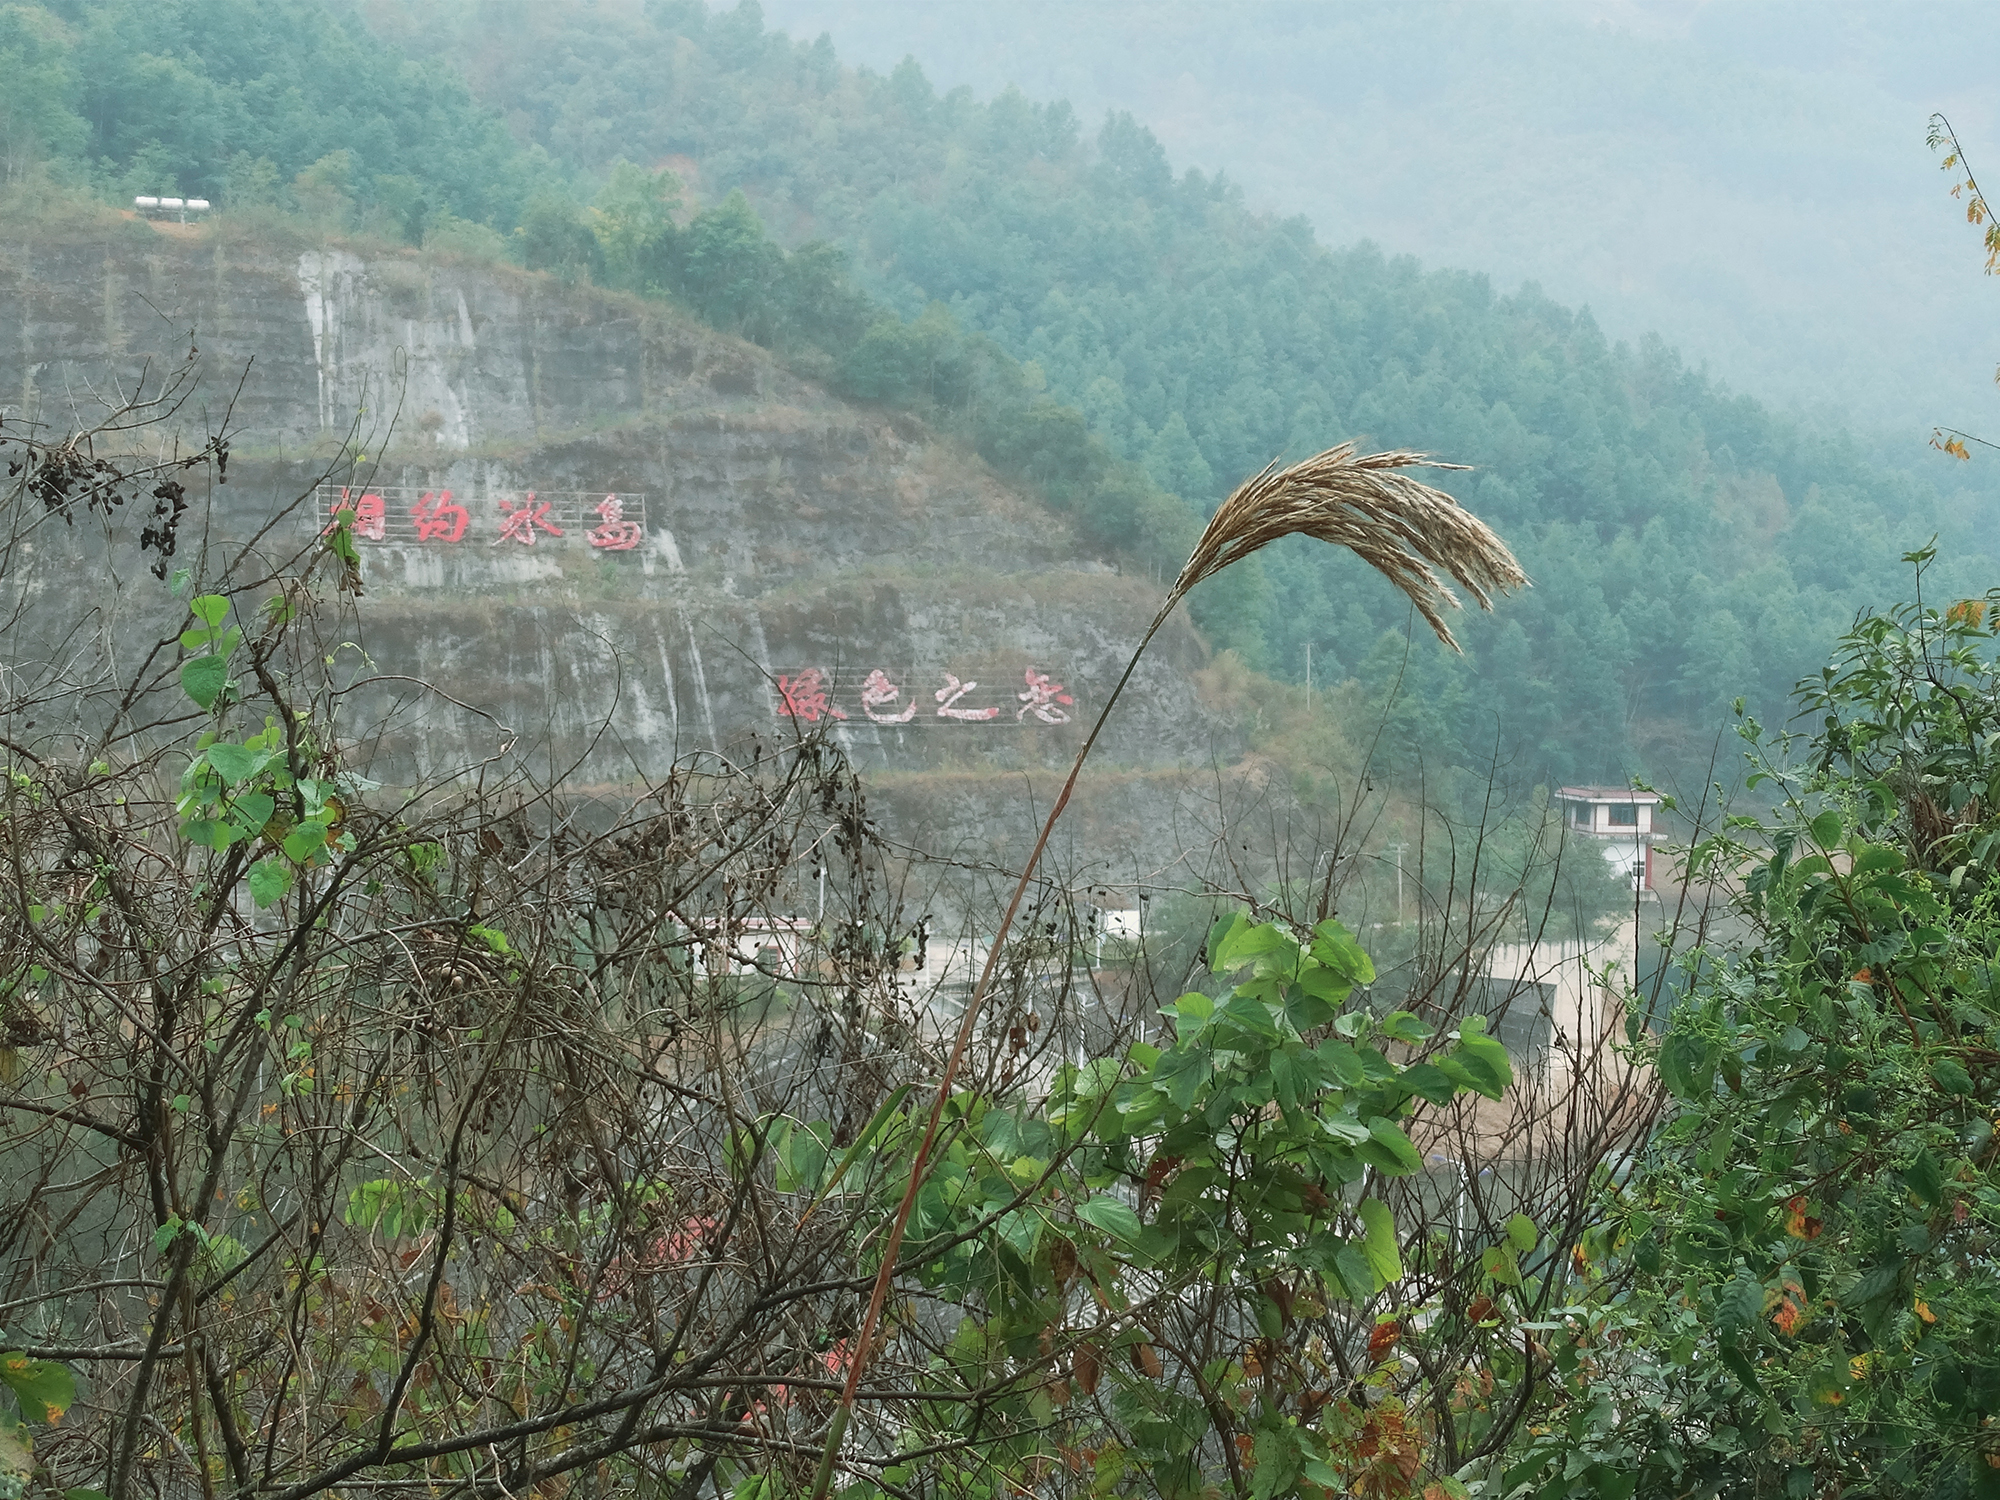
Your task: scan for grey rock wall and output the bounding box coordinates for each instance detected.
[1,223,1263,882]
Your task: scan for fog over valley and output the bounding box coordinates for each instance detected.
[762,0,2000,438]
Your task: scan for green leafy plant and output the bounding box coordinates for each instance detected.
[1024,914,1512,1498]
[176,592,239,710]
[174,700,354,908]
[1505,566,2000,1498]
[0,1351,76,1494]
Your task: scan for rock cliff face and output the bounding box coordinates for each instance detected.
[1,222,1266,880]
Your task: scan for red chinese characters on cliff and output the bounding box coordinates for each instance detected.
[494,492,563,546]
[774,667,1073,727]
[777,667,848,722]
[587,494,643,551]
[1016,668,1074,724]
[935,672,1000,722]
[411,490,469,542]
[323,488,386,540]
[313,486,646,549]
[860,669,918,723]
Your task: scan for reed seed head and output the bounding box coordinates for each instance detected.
[1170,444,1529,651]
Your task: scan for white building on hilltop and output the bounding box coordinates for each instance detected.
[1557,785,1662,890]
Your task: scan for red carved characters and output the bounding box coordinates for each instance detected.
[777,668,847,722]
[324,488,385,540]
[1017,668,1074,725]
[860,669,919,723]
[410,489,469,543]
[935,672,1001,721]
[316,484,646,549]
[770,666,1074,726]
[587,494,643,551]
[494,491,564,546]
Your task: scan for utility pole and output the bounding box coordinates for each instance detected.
[1305,642,1312,715]
[1384,842,1408,923]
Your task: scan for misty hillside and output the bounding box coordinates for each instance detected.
[757,0,2000,437]
[369,0,2000,783]
[0,224,1318,889]
[4,0,1997,790]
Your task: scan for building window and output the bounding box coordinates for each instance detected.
[1609,803,1638,827]
[1569,803,1591,828]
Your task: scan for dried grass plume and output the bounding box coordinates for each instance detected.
[1170,443,1529,649]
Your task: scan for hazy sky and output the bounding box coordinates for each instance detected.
[756,0,2000,443]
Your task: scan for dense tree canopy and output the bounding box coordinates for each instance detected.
[2,0,537,227]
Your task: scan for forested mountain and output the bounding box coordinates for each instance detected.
[0,0,534,224]
[5,0,1994,787]
[758,0,2000,435]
